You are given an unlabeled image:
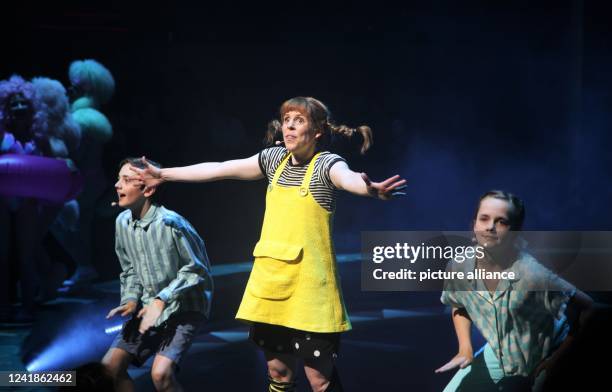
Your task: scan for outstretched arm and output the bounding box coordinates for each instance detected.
[131,153,264,190]
[329,161,406,199]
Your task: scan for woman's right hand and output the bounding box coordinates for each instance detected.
[434,347,473,373]
[129,156,164,192]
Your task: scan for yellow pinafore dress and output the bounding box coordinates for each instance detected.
[236,152,351,333]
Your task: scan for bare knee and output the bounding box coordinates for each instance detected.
[268,362,290,381]
[266,355,296,383]
[308,376,330,392]
[304,360,333,392]
[151,363,175,389]
[102,349,130,379]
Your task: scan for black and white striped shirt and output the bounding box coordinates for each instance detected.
[258,147,345,212]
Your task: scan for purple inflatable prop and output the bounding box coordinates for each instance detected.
[0,154,83,202]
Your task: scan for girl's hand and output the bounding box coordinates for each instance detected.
[532,357,551,381]
[361,173,407,200]
[129,156,163,192]
[435,347,474,373]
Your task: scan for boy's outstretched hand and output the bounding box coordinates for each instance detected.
[106,300,137,319]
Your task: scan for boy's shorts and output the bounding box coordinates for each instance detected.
[248,322,341,361]
[110,311,205,367]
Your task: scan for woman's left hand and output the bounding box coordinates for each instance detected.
[361,173,407,200]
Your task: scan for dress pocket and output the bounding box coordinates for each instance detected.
[248,241,303,300]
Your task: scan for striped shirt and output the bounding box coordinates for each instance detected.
[258,147,345,212]
[441,251,576,377]
[115,204,213,326]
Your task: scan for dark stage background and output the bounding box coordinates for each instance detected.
[2,0,611,279]
[1,2,611,390]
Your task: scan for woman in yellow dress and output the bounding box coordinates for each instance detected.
[132,97,406,391]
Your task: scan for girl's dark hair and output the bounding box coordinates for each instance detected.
[119,157,163,203]
[264,96,373,154]
[474,190,526,231]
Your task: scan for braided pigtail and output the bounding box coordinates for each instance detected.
[326,122,373,155]
[264,119,282,147]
